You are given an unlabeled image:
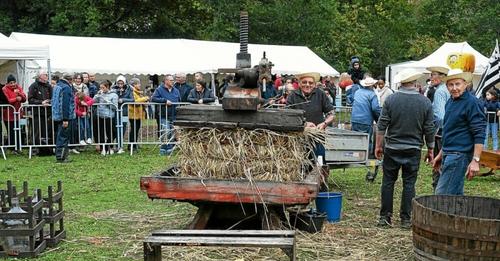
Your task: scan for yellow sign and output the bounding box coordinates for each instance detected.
[446,53,475,73]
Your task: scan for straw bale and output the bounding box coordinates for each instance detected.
[176,127,324,182]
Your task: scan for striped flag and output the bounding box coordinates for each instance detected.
[476,39,499,98]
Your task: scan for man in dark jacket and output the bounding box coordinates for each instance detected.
[28,70,53,154]
[287,72,335,159]
[375,69,435,228]
[174,73,193,102]
[51,73,76,163]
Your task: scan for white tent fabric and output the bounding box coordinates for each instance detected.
[10,32,339,76]
[0,33,49,90]
[386,42,488,89]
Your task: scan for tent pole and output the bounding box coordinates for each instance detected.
[211,73,218,105]
[47,59,52,85]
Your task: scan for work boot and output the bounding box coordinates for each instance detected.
[400,219,412,229]
[62,147,70,161]
[376,216,392,227]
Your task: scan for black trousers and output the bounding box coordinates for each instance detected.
[380,147,421,221]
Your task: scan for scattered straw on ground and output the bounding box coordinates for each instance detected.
[176,127,324,182]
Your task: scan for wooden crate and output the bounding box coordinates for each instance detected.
[43,181,66,247]
[0,181,46,258]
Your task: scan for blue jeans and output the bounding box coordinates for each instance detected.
[159,118,174,152]
[55,121,70,160]
[484,122,498,150]
[78,117,92,141]
[380,148,421,220]
[435,152,472,195]
[351,122,373,156]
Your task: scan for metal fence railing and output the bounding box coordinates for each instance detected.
[4,102,498,159]
[1,104,19,160]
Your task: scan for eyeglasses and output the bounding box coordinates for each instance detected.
[301,81,315,85]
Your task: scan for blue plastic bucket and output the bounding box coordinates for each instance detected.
[315,192,342,223]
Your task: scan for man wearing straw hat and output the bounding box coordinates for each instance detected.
[426,66,450,191]
[432,69,486,195]
[286,72,335,159]
[375,69,435,228]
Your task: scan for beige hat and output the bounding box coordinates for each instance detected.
[395,69,423,84]
[296,72,320,82]
[360,77,377,87]
[426,66,450,75]
[443,69,472,83]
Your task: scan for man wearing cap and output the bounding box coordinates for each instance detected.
[51,73,76,163]
[432,69,486,195]
[375,69,435,228]
[28,70,53,154]
[350,77,381,156]
[287,72,335,158]
[426,66,450,190]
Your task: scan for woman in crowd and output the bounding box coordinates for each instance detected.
[73,73,89,95]
[128,78,149,152]
[93,80,118,155]
[187,80,216,104]
[74,91,94,145]
[483,89,500,151]
[2,74,26,154]
[374,76,394,107]
[112,75,134,154]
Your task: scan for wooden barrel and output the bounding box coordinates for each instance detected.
[412,195,500,261]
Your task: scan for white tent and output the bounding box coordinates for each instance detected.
[9,32,339,77]
[386,42,488,89]
[0,33,50,91]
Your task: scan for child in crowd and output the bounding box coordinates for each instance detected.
[483,89,500,151]
[93,80,118,156]
[74,91,94,145]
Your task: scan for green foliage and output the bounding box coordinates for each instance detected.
[0,0,498,76]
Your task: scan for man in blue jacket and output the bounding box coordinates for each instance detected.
[51,73,76,163]
[432,69,486,195]
[351,77,381,156]
[152,74,180,155]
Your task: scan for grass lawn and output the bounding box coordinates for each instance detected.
[0,148,498,260]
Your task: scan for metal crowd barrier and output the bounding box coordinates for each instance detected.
[333,106,352,130]
[18,103,121,158]
[120,102,190,155]
[0,104,19,160]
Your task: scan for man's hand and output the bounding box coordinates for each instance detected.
[14,89,19,94]
[431,153,442,172]
[62,121,69,128]
[81,101,88,106]
[118,98,123,103]
[305,122,316,128]
[375,146,383,159]
[316,122,327,130]
[466,160,480,181]
[424,149,434,163]
[198,99,203,104]
[166,100,172,106]
[42,99,50,106]
[16,96,22,101]
[82,111,87,116]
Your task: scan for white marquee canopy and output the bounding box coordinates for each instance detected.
[386,42,488,88]
[9,32,339,76]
